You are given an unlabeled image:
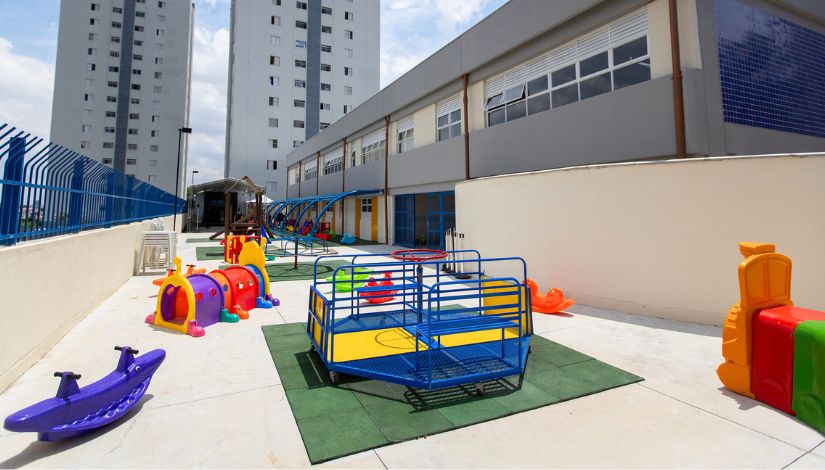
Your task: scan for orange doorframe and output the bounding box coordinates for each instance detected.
[370,196,378,241]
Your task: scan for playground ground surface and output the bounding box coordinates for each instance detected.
[0,232,823,468]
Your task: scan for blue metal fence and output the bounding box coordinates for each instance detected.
[0,122,185,246]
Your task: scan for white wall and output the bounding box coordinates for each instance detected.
[0,216,174,392]
[456,155,825,325]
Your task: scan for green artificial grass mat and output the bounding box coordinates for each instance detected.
[262,323,643,463]
[195,246,225,260]
[185,237,222,243]
[216,260,352,282]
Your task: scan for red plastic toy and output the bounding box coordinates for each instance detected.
[358,273,398,304]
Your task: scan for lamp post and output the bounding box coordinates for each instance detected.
[191,170,199,187]
[190,170,199,232]
[173,127,192,231]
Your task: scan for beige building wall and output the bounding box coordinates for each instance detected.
[648,0,702,78]
[467,80,486,132]
[0,216,175,392]
[456,154,825,326]
[413,104,436,148]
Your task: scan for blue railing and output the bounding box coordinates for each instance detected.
[0,122,185,246]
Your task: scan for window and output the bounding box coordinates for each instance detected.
[89,33,97,40]
[134,39,142,46]
[304,165,317,181]
[269,96,279,106]
[320,103,330,110]
[293,140,303,148]
[105,126,115,133]
[361,199,372,213]
[345,48,353,58]
[321,6,332,14]
[295,20,307,29]
[103,142,114,149]
[106,110,117,117]
[345,11,353,20]
[151,130,159,137]
[296,1,307,9]
[111,21,123,29]
[81,125,92,133]
[151,115,160,123]
[294,59,306,68]
[270,76,279,86]
[135,25,144,32]
[154,71,162,79]
[112,6,122,13]
[270,139,278,149]
[155,43,164,50]
[91,3,99,11]
[157,14,164,22]
[147,175,156,183]
[268,117,278,127]
[149,160,157,167]
[134,54,142,60]
[267,160,278,170]
[102,158,113,164]
[321,83,331,91]
[294,99,305,107]
[270,35,280,45]
[321,25,332,34]
[109,50,119,58]
[295,40,306,48]
[294,120,304,128]
[127,158,137,165]
[397,116,414,153]
[321,44,332,53]
[158,1,165,7]
[127,144,138,151]
[107,96,117,102]
[271,15,281,26]
[345,30,353,39]
[130,98,140,104]
[273,0,281,5]
[84,93,94,102]
[344,86,352,95]
[90,18,99,26]
[267,181,277,193]
[343,105,352,114]
[109,65,119,72]
[156,29,165,37]
[136,11,145,18]
[88,48,97,56]
[150,145,158,152]
[320,122,330,130]
[344,67,353,76]
[131,84,141,90]
[80,140,91,149]
[271,55,281,66]
[82,109,94,118]
[360,134,385,165]
[85,78,95,88]
[108,80,118,87]
[128,128,138,135]
[436,95,462,141]
[294,79,306,88]
[154,57,163,64]
[323,154,342,175]
[110,36,119,43]
[129,113,139,119]
[321,63,331,72]
[484,26,650,127]
[87,63,96,71]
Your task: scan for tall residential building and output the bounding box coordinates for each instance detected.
[50,0,195,196]
[224,0,379,198]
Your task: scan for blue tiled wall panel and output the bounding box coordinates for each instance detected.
[714,0,825,138]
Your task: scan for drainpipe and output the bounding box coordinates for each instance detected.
[341,137,347,233]
[297,162,302,197]
[669,0,687,158]
[462,74,471,179]
[383,115,390,244]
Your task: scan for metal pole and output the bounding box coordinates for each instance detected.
[669,0,687,158]
[173,129,182,230]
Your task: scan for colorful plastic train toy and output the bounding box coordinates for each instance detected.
[718,242,825,434]
[3,346,165,441]
[146,238,278,337]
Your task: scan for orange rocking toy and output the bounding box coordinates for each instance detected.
[526,278,575,314]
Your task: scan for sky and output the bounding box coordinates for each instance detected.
[0,0,507,184]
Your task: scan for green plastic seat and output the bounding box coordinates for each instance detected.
[792,320,825,433]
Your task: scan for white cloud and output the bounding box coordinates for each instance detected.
[0,37,54,138]
[186,25,230,184]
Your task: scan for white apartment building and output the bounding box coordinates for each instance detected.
[224,0,379,199]
[50,0,194,196]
